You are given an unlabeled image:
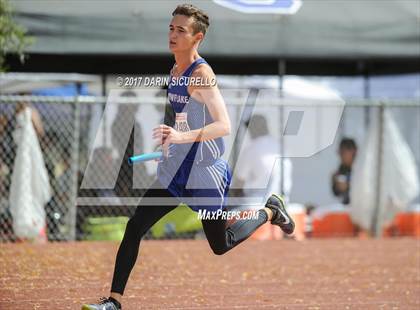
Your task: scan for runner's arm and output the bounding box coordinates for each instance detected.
[187,65,230,142]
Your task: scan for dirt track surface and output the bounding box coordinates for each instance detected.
[0,239,419,309]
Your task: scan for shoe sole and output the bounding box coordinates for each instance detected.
[81,303,118,310]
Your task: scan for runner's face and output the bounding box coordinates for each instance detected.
[169,15,201,53]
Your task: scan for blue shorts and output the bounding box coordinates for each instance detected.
[157,157,231,212]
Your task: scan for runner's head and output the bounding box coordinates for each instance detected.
[169,4,209,53]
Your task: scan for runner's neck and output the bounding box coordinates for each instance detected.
[173,52,201,77]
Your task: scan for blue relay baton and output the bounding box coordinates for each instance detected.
[128,151,163,165]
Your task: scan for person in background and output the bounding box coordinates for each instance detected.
[111,91,147,197]
[234,114,293,239]
[331,138,357,205]
[154,85,169,119]
[0,115,10,191]
[235,114,292,202]
[0,114,12,241]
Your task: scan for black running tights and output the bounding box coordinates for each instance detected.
[110,181,268,295]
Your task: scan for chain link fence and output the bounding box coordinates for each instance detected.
[0,97,80,241]
[0,93,419,242]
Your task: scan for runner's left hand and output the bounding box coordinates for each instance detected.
[153,125,184,156]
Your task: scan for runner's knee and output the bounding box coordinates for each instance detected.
[125,217,147,241]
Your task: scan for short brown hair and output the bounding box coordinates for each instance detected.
[172,4,210,35]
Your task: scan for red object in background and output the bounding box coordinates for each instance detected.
[250,222,276,241]
[386,213,420,237]
[250,212,306,241]
[249,210,420,239]
[312,213,356,238]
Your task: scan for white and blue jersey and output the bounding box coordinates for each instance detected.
[157,58,231,212]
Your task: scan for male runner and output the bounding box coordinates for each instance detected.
[82,4,294,309]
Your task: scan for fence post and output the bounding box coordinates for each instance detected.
[278,60,286,196]
[68,96,81,240]
[372,103,385,237]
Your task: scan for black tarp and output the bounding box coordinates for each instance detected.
[7,0,420,75]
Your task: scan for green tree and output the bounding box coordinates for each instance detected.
[0,0,33,72]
